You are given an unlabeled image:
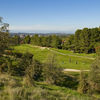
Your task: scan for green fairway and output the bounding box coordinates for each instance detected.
[12,44,95,70]
[50,48,96,58]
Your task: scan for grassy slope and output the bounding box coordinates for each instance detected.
[0,74,97,100]
[1,45,99,99]
[51,48,96,58]
[12,44,95,70]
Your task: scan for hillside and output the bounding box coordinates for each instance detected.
[0,73,97,100]
[12,44,95,70]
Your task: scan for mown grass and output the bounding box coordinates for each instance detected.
[11,44,94,70]
[51,48,96,58]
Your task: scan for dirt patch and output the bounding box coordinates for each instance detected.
[39,47,46,49]
[27,44,46,49]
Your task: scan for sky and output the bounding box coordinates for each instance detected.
[0,0,100,33]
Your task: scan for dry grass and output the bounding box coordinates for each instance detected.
[0,73,17,87]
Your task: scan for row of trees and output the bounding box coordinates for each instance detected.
[23,27,100,54]
[64,28,100,53]
[23,34,62,49]
[9,27,100,54]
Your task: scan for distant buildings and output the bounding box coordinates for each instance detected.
[20,34,25,38]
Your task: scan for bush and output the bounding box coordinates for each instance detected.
[4,50,13,55]
[13,52,23,58]
[43,53,64,85]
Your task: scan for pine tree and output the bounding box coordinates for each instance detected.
[24,35,30,44]
[74,29,82,52]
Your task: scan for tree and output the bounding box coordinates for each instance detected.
[0,32,10,54]
[88,45,100,94]
[31,59,43,81]
[39,35,52,47]
[88,57,100,94]
[15,52,33,76]
[23,58,42,86]
[74,29,82,52]
[0,17,9,32]
[78,71,88,94]
[80,28,90,53]
[11,35,20,45]
[95,45,100,56]
[30,34,40,45]
[46,35,52,47]
[39,35,46,46]
[51,35,62,49]
[0,17,10,54]
[23,63,35,86]
[43,53,63,85]
[66,34,75,50]
[23,35,30,44]
[74,27,100,53]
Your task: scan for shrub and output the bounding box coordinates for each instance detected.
[78,71,89,94]
[13,52,23,58]
[43,53,64,85]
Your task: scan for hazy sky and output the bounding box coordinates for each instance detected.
[0,0,100,33]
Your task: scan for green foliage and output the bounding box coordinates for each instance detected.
[12,44,94,70]
[12,52,33,76]
[23,35,30,44]
[51,35,62,48]
[0,17,9,32]
[78,71,88,94]
[0,79,97,100]
[66,34,75,50]
[95,45,100,56]
[39,35,52,47]
[22,59,43,86]
[30,34,40,45]
[32,60,43,81]
[1,18,100,99]
[0,32,10,53]
[65,27,100,53]
[43,53,64,85]
[0,56,14,74]
[13,52,23,58]
[0,17,11,55]
[88,57,100,94]
[11,35,20,45]
[30,34,62,49]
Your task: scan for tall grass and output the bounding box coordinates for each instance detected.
[0,73,98,100]
[1,87,97,100]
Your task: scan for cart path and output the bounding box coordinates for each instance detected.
[28,44,95,60]
[47,48,95,60]
[63,68,89,72]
